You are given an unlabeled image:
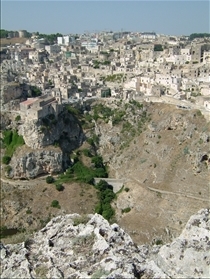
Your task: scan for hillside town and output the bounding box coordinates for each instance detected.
[0,30,210,120]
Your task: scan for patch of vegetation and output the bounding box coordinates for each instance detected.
[30,86,42,97]
[189,33,210,40]
[36,32,63,43]
[155,239,163,245]
[51,200,61,209]
[15,115,21,121]
[2,130,25,158]
[2,155,11,165]
[73,215,90,226]
[112,110,125,125]
[26,209,32,214]
[82,148,92,157]
[104,74,124,83]
[0,226,20,239]
[122,207,131,213]
[94,180,116,221]
[157,192,162,198]
[183,146,189,155]
[87,134,100,147]
[55,183,64,191]
[66,105,81,117]
[124,187,130,192]
[196,110,202,117]
[91,269,110,279]
[34,265,48,278]
[46,176,54,184]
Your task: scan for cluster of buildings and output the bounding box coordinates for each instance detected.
[0,30,210,120]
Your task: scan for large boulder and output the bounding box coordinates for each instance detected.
[0,209,209,278]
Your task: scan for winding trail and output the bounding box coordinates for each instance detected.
[126,177,209,202]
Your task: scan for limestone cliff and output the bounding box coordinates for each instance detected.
[0,209,209,278]
[18,108,84,151]
[3,108,84,179]
[7,145,67,179]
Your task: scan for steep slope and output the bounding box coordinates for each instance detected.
[94,100,210,244]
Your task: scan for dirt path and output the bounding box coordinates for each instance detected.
[126,177,209,202]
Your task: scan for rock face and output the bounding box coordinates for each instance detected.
[18,109,84,151]
[0,209,209,278]
[4,109,84,179]
[7,146,68,179]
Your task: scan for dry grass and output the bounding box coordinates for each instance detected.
[0,37,27,47]
[0,177,98,244]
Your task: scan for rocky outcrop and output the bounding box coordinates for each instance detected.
[156,208,210,278]
[7,146,68,179]
[0,209,209,278]
[18,109,84,151]
[2,108,84,179]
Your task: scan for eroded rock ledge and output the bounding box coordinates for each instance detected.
[0,208,209,278]
[7,146,67,179]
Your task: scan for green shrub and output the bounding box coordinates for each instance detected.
[55,183,64,191]
[15,115,21,121]
[2,155,11,165]
[124,187,130,192]
[83,149,92,157]
[26,209,32,214]
[91,156,103,168]
[155,239,163,245]
[51,200,60,209]
[46,176,54,184]
[122,207,131,213]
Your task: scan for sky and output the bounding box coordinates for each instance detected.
[1,1,210,36]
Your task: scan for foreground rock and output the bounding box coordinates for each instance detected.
[0,209,209,278]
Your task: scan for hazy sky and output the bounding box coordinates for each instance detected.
[1,1,210,36]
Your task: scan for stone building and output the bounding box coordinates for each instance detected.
[20,95,63,120]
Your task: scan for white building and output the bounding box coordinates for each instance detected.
[57,37,64,45]
[141,32,157,40]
